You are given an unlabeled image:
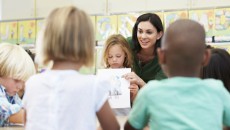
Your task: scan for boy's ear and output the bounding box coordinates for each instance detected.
[202,48,211,66]
[157,48,166,65]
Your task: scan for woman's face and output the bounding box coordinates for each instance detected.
[137,21,161,50]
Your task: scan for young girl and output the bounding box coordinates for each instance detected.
[22,6,119,130]
[102,34,139,115]
[0,43,36,126]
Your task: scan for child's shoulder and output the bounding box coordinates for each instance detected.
[202,78,225,90]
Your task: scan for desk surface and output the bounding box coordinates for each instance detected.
[0,116,128,130]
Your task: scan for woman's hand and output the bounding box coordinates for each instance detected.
[123,72,146,88]
[129,84,139,102]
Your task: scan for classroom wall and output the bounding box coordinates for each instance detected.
[1,0,230,20]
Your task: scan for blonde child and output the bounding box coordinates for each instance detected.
[124,19,230,130]
[102,34,139,116]
[22,6,120,130]
[0,43,36,126]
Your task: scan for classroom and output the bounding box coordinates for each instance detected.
[0,0,230,130]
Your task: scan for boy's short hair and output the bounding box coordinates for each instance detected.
[0,43,36,81]
[41,6,94,67]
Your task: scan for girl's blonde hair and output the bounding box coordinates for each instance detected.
[0,43,36,81]
[103,34,133,68]
[40,6,94,67]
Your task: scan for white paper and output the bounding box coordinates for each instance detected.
[97,68,131,108]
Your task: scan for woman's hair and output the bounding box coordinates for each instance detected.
[0,43,36,81]
[132,13,164,54]
[103,34,133,68]
[202,48,230,92]
[41,6,94,67]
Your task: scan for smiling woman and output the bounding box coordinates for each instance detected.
[125,13,167,88]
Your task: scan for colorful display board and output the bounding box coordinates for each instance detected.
[210,43,230,54]
[90,16,96,35]
[189,9,214,37]
[96,15,117,41]
[117,14,140,38]
[164,10,188,29]
[0,21,18,44]
[214,8,230,39]
[155,12,164,26]
[18,20,36,45]
[36,19,45,35]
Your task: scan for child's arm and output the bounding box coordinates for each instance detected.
[96,100,120,130]
[8,109,24,124]
[0,96,21,126]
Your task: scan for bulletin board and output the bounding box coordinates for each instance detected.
[154,12,164,26]
[18,20,36,45]
[96,15,117,41]
[211,44,230,53]
[214,8,230,37]
[0,21,18,44]
[90,16,96,36]
[117,14,140,38]
[189,9,215,37]
[164,10,188,29]
[36,19,45,35]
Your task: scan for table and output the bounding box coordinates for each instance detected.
[0,116,128,130]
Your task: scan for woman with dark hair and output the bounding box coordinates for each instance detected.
[202,48,230,92]
[123,13,166,88]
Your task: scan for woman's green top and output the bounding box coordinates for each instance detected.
[127,37,167,83]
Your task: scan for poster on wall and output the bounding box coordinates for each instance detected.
[36,19,45,35]
[18,20,36,46]
[95,46,104,71]
[90,16,96,35]
[210,44,230,54]
[189,9,214,38]
[214,8,230,42]
[117,14,140,38]
[154,12,164,26]
[96,15,117,42]
[0,21,18,44]
[79,47,96,75]
[164,10,188,29]
[97,68,131,108]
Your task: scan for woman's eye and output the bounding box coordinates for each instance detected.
[147,31,153,34]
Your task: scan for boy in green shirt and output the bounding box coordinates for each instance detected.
[124,19,230,130]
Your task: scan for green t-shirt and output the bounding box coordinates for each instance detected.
[127,37,166,83]
[128,77,230,130]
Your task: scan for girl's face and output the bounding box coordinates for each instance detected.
[108,44,126,68]
[137,21,162,50]
[0,77,24,96]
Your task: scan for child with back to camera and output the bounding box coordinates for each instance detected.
[102,34,139,116]
[202,48,230,92]
[124,19,230,130]
[22,6,120,130]
[0,43,36,126]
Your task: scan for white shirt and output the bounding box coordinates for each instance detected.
[23,70,109,130]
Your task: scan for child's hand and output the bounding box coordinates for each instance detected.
[129,84,139,102]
